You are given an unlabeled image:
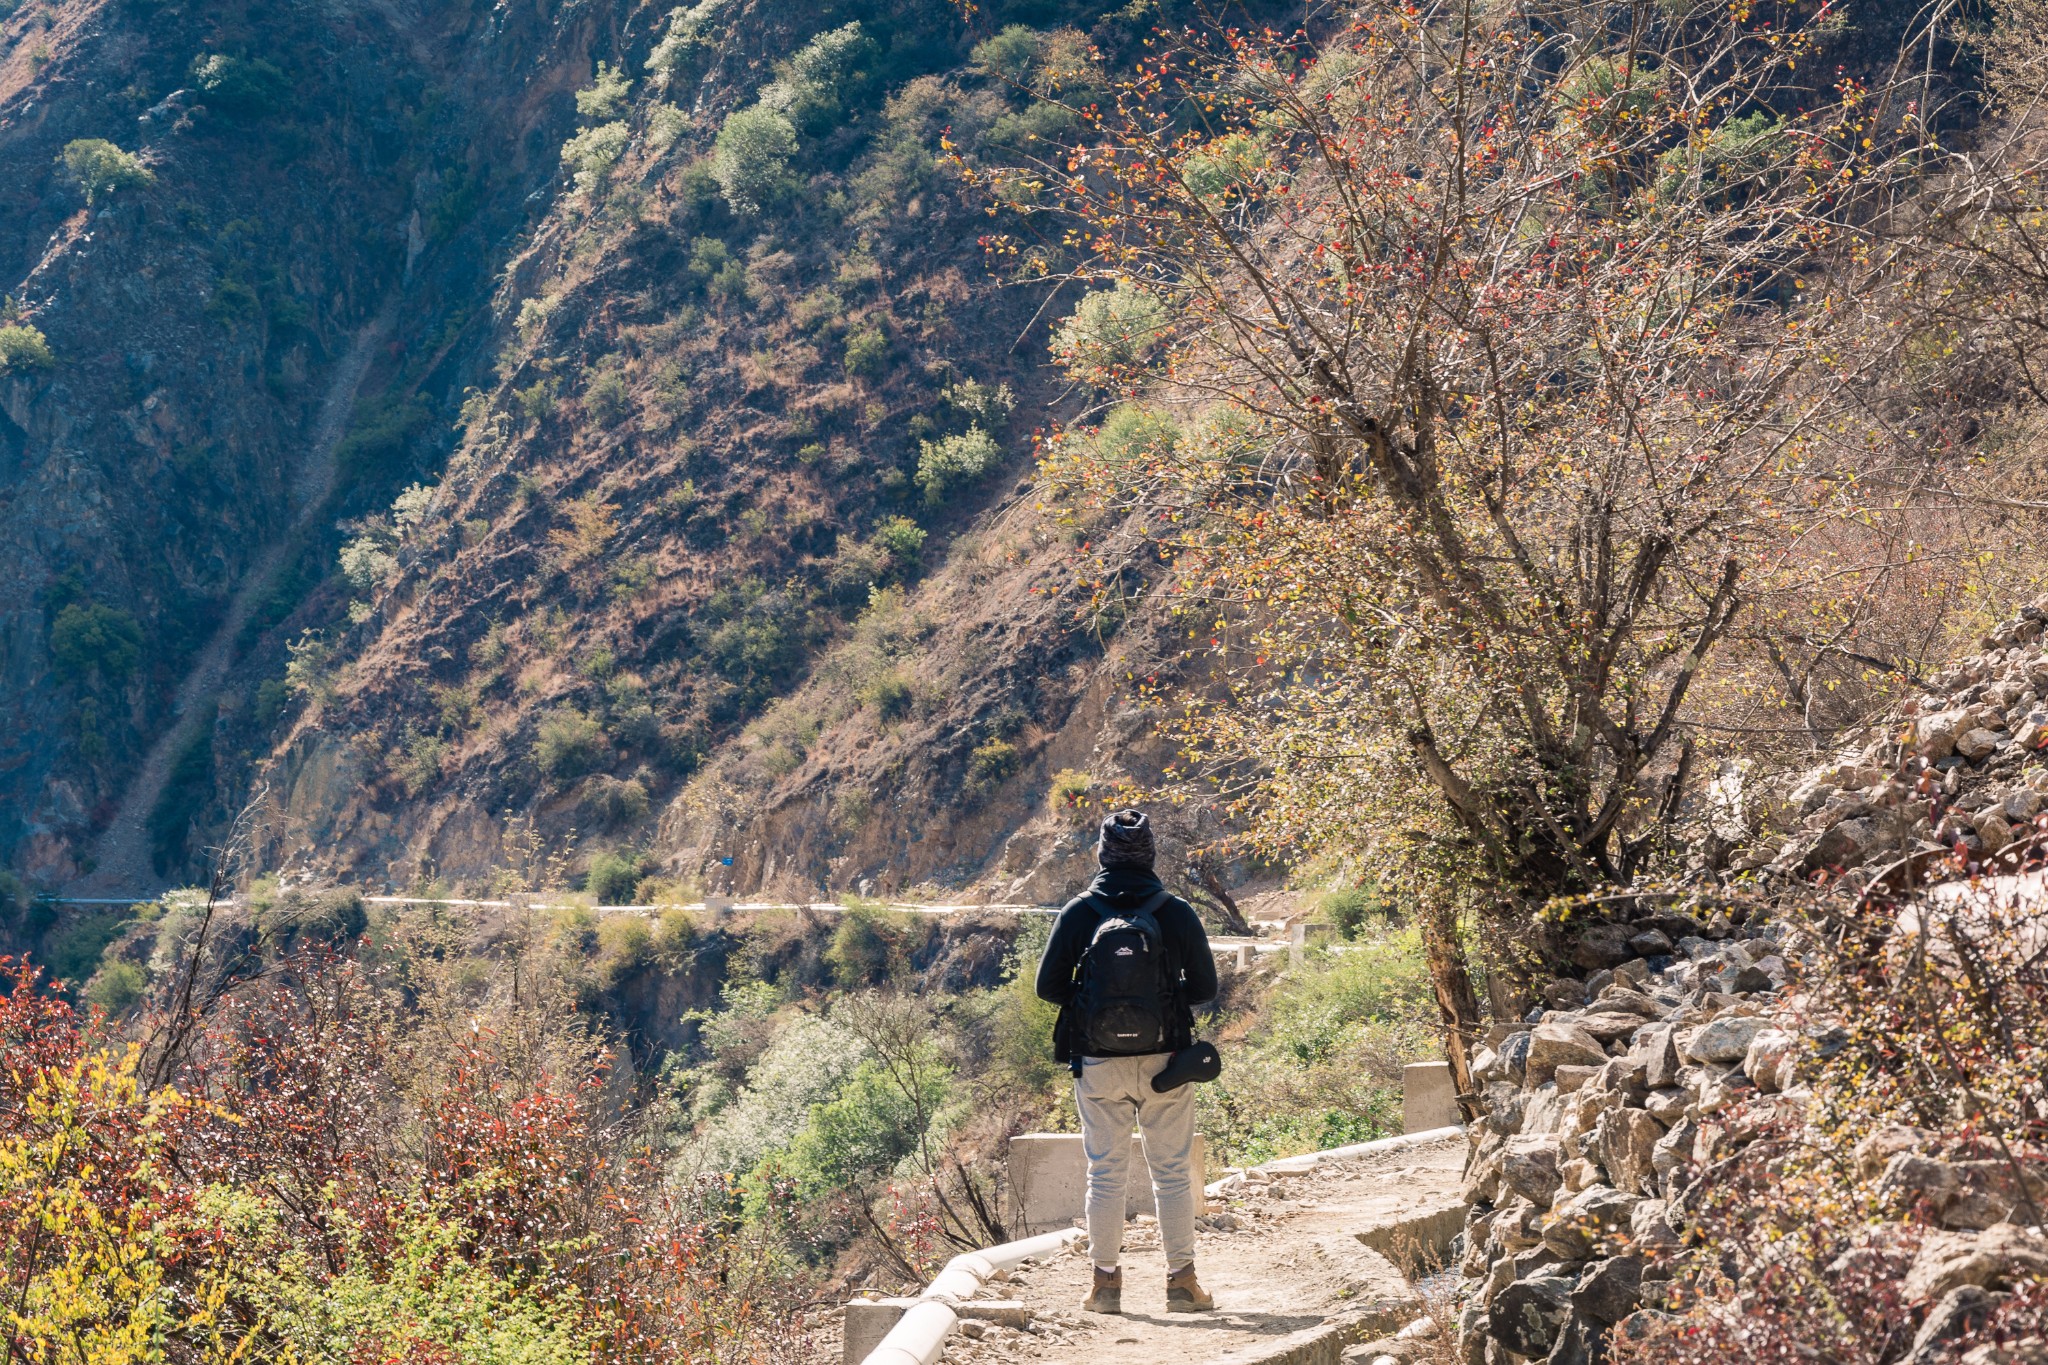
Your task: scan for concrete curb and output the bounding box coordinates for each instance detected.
[1201,1303,1420,1365]
[1204,1125,1466,1199]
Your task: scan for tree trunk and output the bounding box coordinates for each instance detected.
[1420,899,1485,1115]
[1189,860,1254,936]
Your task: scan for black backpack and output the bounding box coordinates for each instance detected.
[1072,889,1176,1057]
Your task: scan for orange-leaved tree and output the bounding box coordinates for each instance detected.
[965,0,1940,1084]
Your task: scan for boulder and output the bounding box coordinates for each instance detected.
[1597,1108,1667,1196]
[1855,1125,1931,1179]
[1743,1029,1799,1094]
[1644,1088,1689,1124]
[1956,728,2005,762]
[1627,929,1673,958]
[1632,1024,1682,1090]
[1500,1135,1565,1204]
[1903,1224,2048,1303]
[1908,1285,1997,1361]
[1542,1185,1642,1259]
[1651,1117,1698,1181]
[1570,922,1637,970]
[1579,1011,1651,1044]
[1684,1013,1769,1063]
[1571,1255,1646,1324]
[1488,1275,1575,1358]
[1554,1065,1601,1095]
[1528,1021,1611,1084]
[1543,1312,1604,1365]
[1944,1160,2048,1230]
[1916,710,1968,759]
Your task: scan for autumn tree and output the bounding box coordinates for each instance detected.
[972,0,1945,1084]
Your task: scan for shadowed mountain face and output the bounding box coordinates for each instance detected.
[3,0,1248,903]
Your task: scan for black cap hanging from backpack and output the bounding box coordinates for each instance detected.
[1150,1040,1222,1092]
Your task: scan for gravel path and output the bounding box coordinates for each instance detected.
[922,1134,1464,1365]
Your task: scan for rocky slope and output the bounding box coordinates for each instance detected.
[4,0,1252,902]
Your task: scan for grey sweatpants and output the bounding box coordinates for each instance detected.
[1075,1052,1198,1271]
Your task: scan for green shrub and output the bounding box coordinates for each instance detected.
[1317,884,1391,939]
[967,738,1021,786]
[1048,768,1092,820]
[190,54,289,121]
[43,909,132,991]
[772,1056,943,1200]
[584,365,629,423]
[534,707,607,782]
[334,394,431,484]
[84,961,146,1017]
[338,534,397,594]
[712,105,797,214]
[561,121,630,199]
[871,516,927,568]
[515,376,559,421]
[575,61,632,119]
[916,427,1003,501]
[761,22,873,133]
[252,676,291,727]
[49,602,143,686]
[647,0,728,85]
[586,850,647,904]
[1052,282,1170,384]
[857,668,915,720]
[60,139,153,206]
[580,774,650,828]
[825,904,929,986]
[206,277,261,327]
[973,25,1042,82]
[0,323,54,372]
[841,323,888,379]
[1096,402,1181,463]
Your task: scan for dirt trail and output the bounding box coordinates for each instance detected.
[69,304,394,895]
[930,1134,1465,1365]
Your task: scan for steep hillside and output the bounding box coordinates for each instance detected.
[244,1,1229,899]
[0,0,655,885]
[1,0,1255,900]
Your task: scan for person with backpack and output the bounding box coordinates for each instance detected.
[1035,808,1220,1315]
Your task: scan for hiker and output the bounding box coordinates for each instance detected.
[1035,808,1220,1316]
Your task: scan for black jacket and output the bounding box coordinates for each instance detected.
[1034,866,1218,1063]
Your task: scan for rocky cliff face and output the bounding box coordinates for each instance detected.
[1,0,636,884]
[6,0,1222,901]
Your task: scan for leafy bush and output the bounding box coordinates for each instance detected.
[0,323,54,372]
[585,850,646,904]
[760,22,873,133]
[580,774,650,828]
[59,139,153,206]
[857,668,915,720]
[561,121,630,199]
[973,25,1042,82]
[190,54,289,120]
[1317,883,1391,938]
[916,427,1003,501]
[967,738,1021,786]
[48,602,143,686]
[83,961,145,1017]
[575,62,632,119]
[871,516,927,568]
[390,483,436,534]
[1095,402,1180,463]
[333,394,431,484]
[338,534,397,594]
[515,376,560,421]
[688,1012,871,1176]
[647,0,728,85]
[825,904,931,987]
[1048,768,1093,820]
[1051,282,1171,385]
[842,323,888,378]
[534,707,607,782]
[285,631,334,700]
[712,105,797,214]
[646,103,688,153]
[583,365,629,423]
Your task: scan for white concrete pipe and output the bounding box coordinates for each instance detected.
[858,1227,1083,1365]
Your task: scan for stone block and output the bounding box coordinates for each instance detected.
[1291,921,1340,963]
[1006,1131,1207,1236]
[843,1297,915,1364]
[1403,1061,1461,1133]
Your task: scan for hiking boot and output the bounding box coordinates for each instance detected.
[1165,1265,1214,1313]
[1081,1265,1122,1314]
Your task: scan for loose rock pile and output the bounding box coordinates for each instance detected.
[1752,600,2048,883]
[1449,900,2047,1364]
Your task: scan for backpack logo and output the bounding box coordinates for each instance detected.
[1115,947,1134,956]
